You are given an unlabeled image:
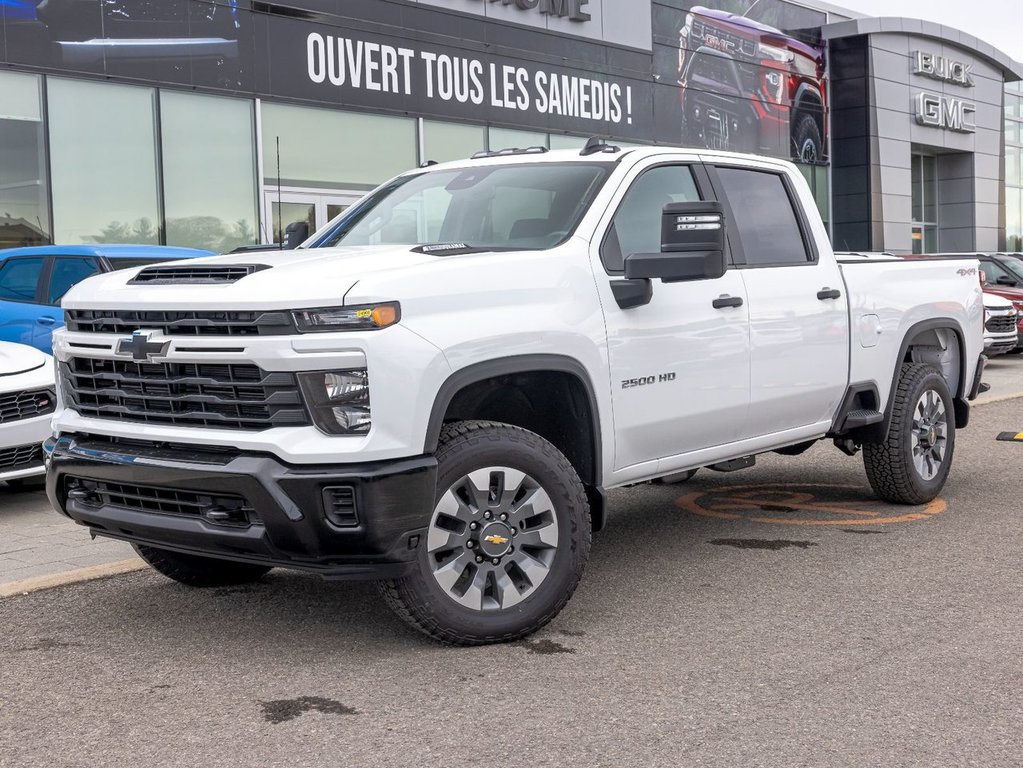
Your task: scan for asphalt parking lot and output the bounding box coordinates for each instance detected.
[1,388,1022,766]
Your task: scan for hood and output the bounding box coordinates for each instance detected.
[0,341,50,376]
[689,6,823,59]
[984,293,1013,309]
[984,285,1023,302]
[60,245,446,310]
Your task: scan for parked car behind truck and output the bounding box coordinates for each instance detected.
[47,144,983,645]
[0,244,213,353]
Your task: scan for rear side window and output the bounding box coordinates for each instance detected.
[0,257,44,303]
[715,168,812,267]
[601,165,702,272]
[48,257,100,305]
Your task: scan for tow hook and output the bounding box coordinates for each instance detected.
[833,437,860,456]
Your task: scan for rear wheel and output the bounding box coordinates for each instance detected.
[133,544,272,587]
[863,363,955,505]
[380,420,591,646]
[793,113,823,163]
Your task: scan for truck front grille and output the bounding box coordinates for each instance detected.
[986,314,1017,333]
[67,478,257,526]
[65,309,297,336]
[690,18,758,59]
[60,358,310,431]
[0,388,55,424]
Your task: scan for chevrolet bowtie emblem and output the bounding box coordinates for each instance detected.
[484,534,509,546]
[116,330,171,362]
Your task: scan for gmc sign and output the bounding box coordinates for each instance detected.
[474,0,591,22]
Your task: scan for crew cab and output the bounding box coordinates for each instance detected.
[47,143,984,645]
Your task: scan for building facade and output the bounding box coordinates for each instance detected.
[0,0,1019,254]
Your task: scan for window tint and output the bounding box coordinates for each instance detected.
[602,165,702,272]
[980,259,1015,285]
[0,257,44,302]
[48,257,99,305]
[716,168,811,266]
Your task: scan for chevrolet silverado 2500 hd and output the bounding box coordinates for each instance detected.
[47,143,985,645]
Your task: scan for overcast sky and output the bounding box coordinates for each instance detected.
[833,0,1023,63]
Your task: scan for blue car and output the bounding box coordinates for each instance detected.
[0,244,214,353]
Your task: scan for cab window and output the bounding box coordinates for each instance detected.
[601,165,702,273]
[48,257,100,305]
[0,257,45,303]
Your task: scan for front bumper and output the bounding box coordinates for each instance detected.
[47,435,437,580]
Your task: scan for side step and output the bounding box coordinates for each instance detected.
[708,456,755,472]
[842,409,884,430]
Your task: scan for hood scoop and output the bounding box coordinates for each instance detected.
[129,264,271,285]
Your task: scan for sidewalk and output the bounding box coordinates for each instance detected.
[0,485,139,591]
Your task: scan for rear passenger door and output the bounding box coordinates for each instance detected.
[708,163,849,438]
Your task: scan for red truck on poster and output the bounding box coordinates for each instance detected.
[678,5,828,163]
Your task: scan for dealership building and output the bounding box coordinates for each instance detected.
[1,0,1021,255]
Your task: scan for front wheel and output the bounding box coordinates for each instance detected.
[863,363,955,505]
[380,421,591,645]
[133,544,272,587]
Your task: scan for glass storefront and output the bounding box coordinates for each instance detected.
[48,78,161,244]
[423,120,486,164]
[161,91,259,253]
[911,153,938,254]
[1005,83,1023,251]
[0,72,50,249]
[260,103,417,189]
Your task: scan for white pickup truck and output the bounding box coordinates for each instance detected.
[47,142,985,645]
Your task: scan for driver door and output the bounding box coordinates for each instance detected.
[591,159,751,474]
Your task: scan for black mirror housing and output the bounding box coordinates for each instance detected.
[284,220,310,250]
[623,202,727,283]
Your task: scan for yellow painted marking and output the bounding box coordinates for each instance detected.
[677,483,947,527]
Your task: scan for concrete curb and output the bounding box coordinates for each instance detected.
[974,391,1023,406]
[0,558,146,598]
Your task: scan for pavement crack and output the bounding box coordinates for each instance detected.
[12,638,82,653]
[708,538,817,551]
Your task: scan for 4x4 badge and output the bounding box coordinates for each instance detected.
[116,330,171,362]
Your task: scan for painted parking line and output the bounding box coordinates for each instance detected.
[0,558,145,599]
[677,483,946,526]
[995,432,1023,442]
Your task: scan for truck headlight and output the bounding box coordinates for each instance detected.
[293,302,400,333]
[298,369,371,435]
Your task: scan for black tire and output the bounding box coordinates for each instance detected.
[863,363,956,505]
[792,113,823,164]
[379,420,591,646]
[133,544,272,588]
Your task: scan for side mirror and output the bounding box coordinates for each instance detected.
[623,202,726,283]
[284,220,310,250]
[995,275,1017,286]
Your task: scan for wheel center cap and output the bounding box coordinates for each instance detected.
[479,522,513,557]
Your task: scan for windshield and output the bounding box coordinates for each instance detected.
[315,162,613,251]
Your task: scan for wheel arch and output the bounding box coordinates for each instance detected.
[424,355,605,530]
[885,318,970,433]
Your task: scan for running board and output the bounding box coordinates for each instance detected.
[842,409,884,430]
[708,456,755,472]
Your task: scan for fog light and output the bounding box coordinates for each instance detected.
[298,369,371,435]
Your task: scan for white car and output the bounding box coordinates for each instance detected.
[983,293,1018,356]
[0,342,55,487]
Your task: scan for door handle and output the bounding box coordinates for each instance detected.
[817,288,842,300]
[712,295,744,309]
[36,317,56,325]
